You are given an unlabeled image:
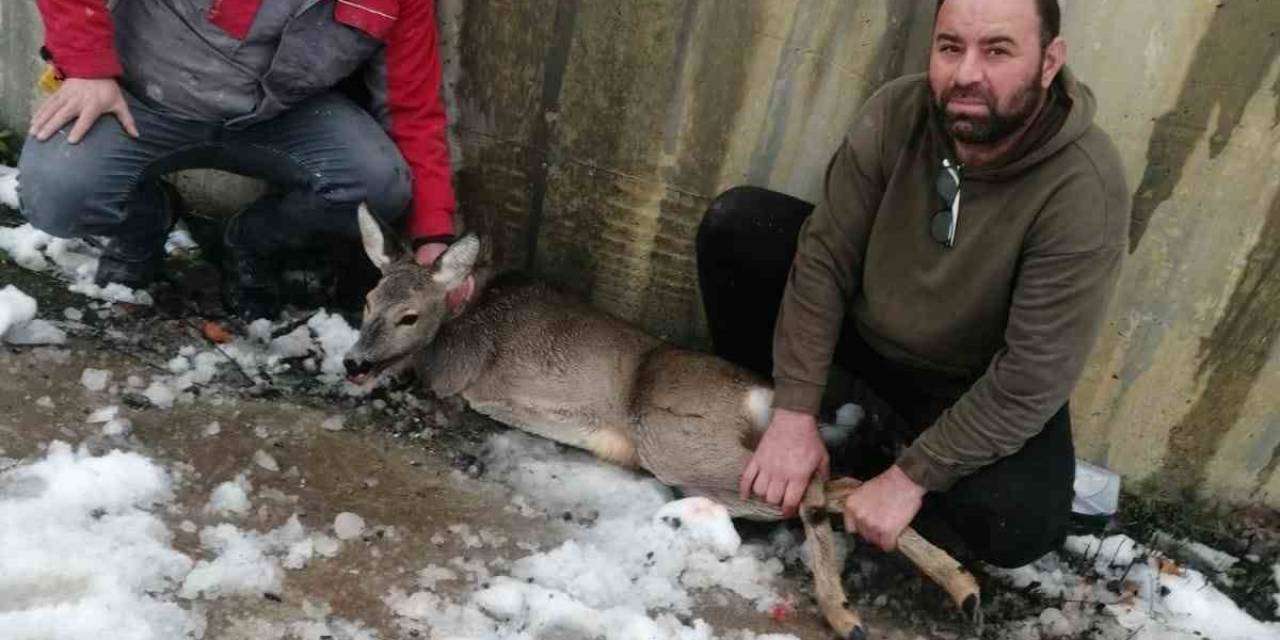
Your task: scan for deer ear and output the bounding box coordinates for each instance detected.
[431,234,481,289]
[357,203,405,273]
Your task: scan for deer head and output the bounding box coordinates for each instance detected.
[343,204,480,383]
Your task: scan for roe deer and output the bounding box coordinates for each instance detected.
[343,205,980,639]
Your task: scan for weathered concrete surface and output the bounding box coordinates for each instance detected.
[0,0,44,137]
[1,1,1277,506]
[0,334,943,639]
[1064,0,1280,506]
[445,0,933,343]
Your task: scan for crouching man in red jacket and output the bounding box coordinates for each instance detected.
[20,0,456,320]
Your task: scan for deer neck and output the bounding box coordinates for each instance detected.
[419,286,504,398]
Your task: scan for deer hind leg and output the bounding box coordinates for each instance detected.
[824,478,982,625]
[801,480,866,640]
[667,479,866,639]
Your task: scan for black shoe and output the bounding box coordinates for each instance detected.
[224,212,282,321]
[93,180,183,289]
[93,244,165,289]
[235,281,280,322]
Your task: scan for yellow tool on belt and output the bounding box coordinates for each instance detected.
[38,64,63,95]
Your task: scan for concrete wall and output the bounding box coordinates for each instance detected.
[441,0,934,342]
[1,0,1277,508]
[1062,0,1280,506]
[0,1,44,139]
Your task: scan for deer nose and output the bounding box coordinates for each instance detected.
[344,357,372,377]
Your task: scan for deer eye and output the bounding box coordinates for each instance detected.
[397,313,419,327]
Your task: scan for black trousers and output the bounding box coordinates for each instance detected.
[696,186,1075,568]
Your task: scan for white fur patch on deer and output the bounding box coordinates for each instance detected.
[742,387,773,430]
[584,427,637,467]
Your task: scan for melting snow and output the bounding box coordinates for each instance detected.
[384,431,799,640]
[0,165,19,209]
[0,443,202,639]
[0,442,355,638]
[205,474,253,517]
[991,534,1280,640]
[0,284,66,345]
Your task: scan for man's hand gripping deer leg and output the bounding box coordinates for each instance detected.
[825,478,982,624]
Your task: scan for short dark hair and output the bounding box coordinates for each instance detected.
[935,0,1061,48]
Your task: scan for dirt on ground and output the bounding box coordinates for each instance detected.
[8,230,1275,640]
[0,260,983,640]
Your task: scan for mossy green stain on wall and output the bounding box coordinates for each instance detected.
[1129,0,1280,251]
[1160,187,1280,496]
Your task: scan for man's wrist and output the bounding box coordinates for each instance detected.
[771,378,825,415]
[412,234,455,250]
[886,464,927,498]
[770,407,817,430]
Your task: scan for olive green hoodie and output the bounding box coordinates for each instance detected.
[772,68,1130,492]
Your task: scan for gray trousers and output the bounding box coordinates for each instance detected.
[18,90,412,259]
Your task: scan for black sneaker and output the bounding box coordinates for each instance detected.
[93,180,183,289]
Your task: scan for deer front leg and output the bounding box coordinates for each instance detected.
[801,480,866,640]
[825,477,982,626]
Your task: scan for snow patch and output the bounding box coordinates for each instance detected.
[253,449,280,473]
[126,310,370,408]
[80,368,112,392]
[144,381,176,409]
[306,310,361,381]
[178,515,314,600]
[0,285,65,345]
[205,474,253,517]
[385,431,794,639]
[86,406,120,424]
[0,222,161,304]
[991,534,1280,640]
[321,415,345,432]
[163,226,199,255]
[0,165,19,209]
[103,418,133,437]
[334,512,366,541]
[0,442,203,639]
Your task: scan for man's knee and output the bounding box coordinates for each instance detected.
[363,134,413,223]
[944,470,1074,568]
[697,186,815,253]
[16,139,111,238]
[969,505,1071,568]
[317,147,412,225]
[698,186,774,246]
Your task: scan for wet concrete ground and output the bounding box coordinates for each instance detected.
[2,333,966,639]
[0,218,990,640]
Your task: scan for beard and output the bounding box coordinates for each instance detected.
[936,68,1045,145]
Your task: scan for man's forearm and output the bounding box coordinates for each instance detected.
[770,143,879,414]
[897,242,1125,492]
[770,220,853,414]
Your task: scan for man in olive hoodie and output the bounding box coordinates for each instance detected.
[697,0,1129,567]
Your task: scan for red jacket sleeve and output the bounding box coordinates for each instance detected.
[36,0,123,78]
[383,0,456,239]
